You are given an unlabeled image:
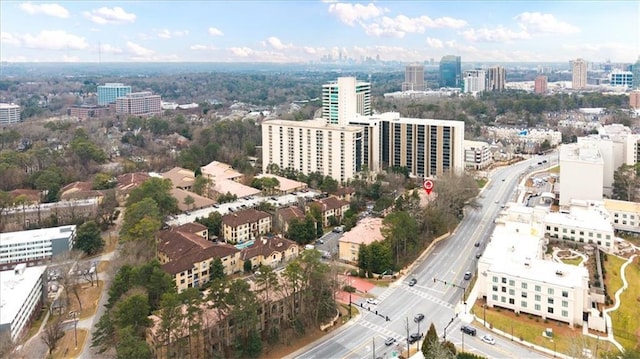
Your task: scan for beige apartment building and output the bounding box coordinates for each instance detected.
[572,58,588,89]
[221,209,272,244]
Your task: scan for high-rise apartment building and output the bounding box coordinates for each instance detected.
[609,70,633,88]
[571,58,588,89]
[115,91,162,116]
[262,119,363,182]
[0,103,21,125]
[630,90,640,109]
[439,55,461,88]
[534,75,548,94]
[486,66,506,91]
[97,83,132,105]
[402,64,425,91]
[322,77,371,125]
[463,70,486,93]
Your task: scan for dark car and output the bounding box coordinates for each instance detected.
[461,325,477,336]
[474,242,480,247]
[384,337,396,346]
[414,313,425,322]
[476,252,482,259]
[408,332,423,344]
[408,278,417,286]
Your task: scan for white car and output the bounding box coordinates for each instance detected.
[366,298,380,305]
[481,335,496,345]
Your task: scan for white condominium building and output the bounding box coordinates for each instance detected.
[262,119,363,182]
[0,264,47,342]
[463,70,486,93]
[478,206,590,328]
[464,140,492,170]
[604,199,640,234]
[559,141,604,206]
[0,103,21,125]
[544,200,615,252]
[115,91,162,116]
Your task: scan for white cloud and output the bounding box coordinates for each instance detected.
[126,41,154,57]
[190,44,217,51]
[99,44,123,54]
[208,27,224,36]
[360,14,468,38]
[157,29,189,39]
[1,32,21,46]
[515,12,579,34]
[461,27,530,42]
[62,54,80,62]
[19,2,69,18]
[328,2,388,26]
[265,36,293,50]
[83,7,136,25]
[20,30,88,50]
[426,37,443,49]
[303,46,318,54]
[229,47,254,57]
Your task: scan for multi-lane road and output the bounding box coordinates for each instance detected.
[292,154,559,359]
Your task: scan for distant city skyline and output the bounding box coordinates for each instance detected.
[1,1,638,64]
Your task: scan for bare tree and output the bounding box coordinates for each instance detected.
[0,331,15,358]
[41,317,65,355]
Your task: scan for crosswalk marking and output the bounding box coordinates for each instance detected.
[403,286,454,309]
[357,320,404,342]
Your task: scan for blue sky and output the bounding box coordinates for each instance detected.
[1,1,639,63]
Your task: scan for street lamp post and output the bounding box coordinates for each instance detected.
[71,311,78,349]
[483,304,486,327]
[349,292,352,319]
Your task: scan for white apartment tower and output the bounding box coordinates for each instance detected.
[322,77,371,125]
[262,119,363,182]
[463,70,486,93]
[559,142,604,206]
[0,103,21,125]
[572,59,588,89]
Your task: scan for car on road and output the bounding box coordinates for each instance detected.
[414,313,425,322]
[481,335,496,345]
[474,242,480,247]
[408,278,417,286]
[315,239,324,244]
[384,337,396,346]
[408,332,423,344]
[495,200,499,204]
[461,325,476,336]
[475,252,482,259]
[464,271,472,280]
[332,226,344,233]
[366,298,380,305]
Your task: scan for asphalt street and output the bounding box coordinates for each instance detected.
[293,154,559,359]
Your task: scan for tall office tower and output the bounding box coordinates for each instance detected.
[402,64,425,91]
[0,103,21,125]
[439,55,462,88]
[571,58,588,89]
[115,91,162,116]
[463,70,486,93]
[322,77,371,126]
[534,75,548,94]
[97,83,131,105]
[261,119,363,182]
[633,57,640,89]
[486,66,506,91]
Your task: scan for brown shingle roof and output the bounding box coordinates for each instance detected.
[116,172,150,193]
[222,208,271,227]
[161,243,238,275]
[240,235,297,261]
[334,187,355,196]
[175,222,207,235]
[161,167,196,189]
[157,230,211,260]
[315,197,349,211]
[277,206,305,223]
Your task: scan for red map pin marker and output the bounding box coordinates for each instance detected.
[423,179,434,195]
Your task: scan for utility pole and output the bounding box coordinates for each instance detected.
[372,337,375,359]
[405,317,410,356]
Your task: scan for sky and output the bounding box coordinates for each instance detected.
[1,1,639,64]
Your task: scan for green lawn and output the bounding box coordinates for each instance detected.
[472,302,613,356]
[561,257,583,266]
[607,256,640,350]
[548,165,560,173]
[476,178,488,188]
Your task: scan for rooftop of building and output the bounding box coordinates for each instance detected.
[213,179,261,198]
[200,161,243,181]
[352,112,466,128]
[276,206,305,222]
[222,208,271,227]
[604,198,640,213]
[0,103,20,109]
[559,141,603,163]
[339,217,384,245]
[0,264,47,326]
[263,118,364,132]
[545,201,614,233]
[254,174,307,192]
[240,235,298,261]
[116,172,151,193]
[161,167,196,188]
[464,139,490,148]
[0,225,76,246]
[171,188,216,211]
[312,196,349,212]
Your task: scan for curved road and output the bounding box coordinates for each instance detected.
[292,154,558,359]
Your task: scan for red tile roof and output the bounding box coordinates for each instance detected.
[240,235,297,261]
[222,208,271,227]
